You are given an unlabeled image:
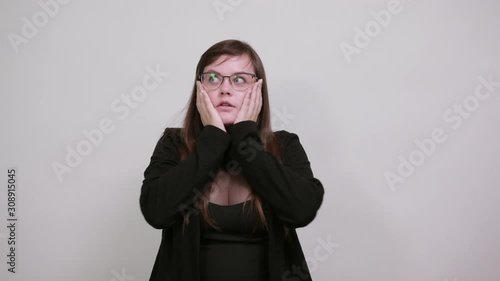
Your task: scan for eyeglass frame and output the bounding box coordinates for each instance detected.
[198,72,259,91]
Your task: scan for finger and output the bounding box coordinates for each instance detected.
[251,80,262,121]
[197,82,209,105]
[258,79,263,112]
[241,85,252,109]
[258,79,263,102]
[196,83,206,124]
[250,80,261,110]
[234,92,249,124]
[197,81,208,97]
[197,82,211,116]
[196,82,201,106]
[196,80,203,94]
[245,81,258,105]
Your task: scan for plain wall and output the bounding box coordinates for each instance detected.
[1,0,499,280]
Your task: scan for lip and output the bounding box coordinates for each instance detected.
[217,100,235,108]
[217,105,234,111]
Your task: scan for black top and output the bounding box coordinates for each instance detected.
[199,200,269,281]
[140,121,324,281]
[201,200,268,242]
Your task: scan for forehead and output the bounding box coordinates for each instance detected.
[203,54,254,74]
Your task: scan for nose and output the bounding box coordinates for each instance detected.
[219,77,232,95]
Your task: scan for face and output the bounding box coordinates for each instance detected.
[201,54,256,127]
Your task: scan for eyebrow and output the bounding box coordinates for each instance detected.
[203,70,254,76]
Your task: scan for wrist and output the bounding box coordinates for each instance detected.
[226,120,258,136]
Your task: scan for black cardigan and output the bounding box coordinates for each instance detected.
[140,121,324,281]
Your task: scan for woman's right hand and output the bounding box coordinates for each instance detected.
[196,81,226,132]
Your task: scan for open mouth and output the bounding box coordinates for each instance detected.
[217,101,235,108]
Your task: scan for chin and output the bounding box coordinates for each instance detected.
[221,116,236,127]
[222,120,235,127]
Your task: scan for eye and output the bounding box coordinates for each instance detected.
[207,73,220,83]
[232,75,247,84]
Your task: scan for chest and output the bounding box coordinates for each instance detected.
[208,169,252,205]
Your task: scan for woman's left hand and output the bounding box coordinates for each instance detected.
[234,79,263,124]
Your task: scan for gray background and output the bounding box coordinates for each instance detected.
[1,0,499,280]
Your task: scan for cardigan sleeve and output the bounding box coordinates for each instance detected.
[226,121,324,228]
[140,125,231,229]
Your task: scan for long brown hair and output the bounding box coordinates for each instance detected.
[178,39,282,231]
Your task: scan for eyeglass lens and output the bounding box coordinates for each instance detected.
[201,73,256,90]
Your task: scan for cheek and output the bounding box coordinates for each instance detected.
[234,93,248,108]
[206,91,218,106]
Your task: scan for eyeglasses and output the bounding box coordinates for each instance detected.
[199,72,258,91]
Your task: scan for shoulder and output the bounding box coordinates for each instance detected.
[155,127,183,155]
[162,127,182,138]
[271,129,303,157]
[271,129,312,162]
[162,127,183,144]
[272,129,300,145]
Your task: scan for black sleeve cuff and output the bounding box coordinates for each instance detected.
[226,121,259,142]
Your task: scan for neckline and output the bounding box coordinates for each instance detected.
[208,199,252,207]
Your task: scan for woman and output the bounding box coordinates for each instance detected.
[140,39,324,281]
